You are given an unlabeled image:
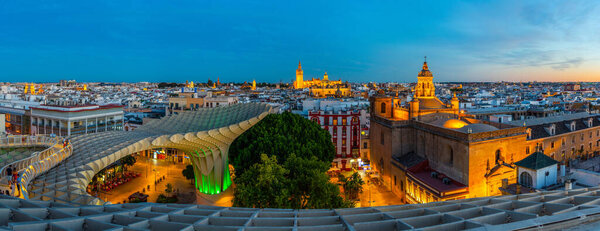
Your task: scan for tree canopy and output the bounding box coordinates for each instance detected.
[229,112,335,176]
[181,165,195,184]
[233,154,352,209]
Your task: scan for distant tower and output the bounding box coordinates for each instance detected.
[251,79,256,91]
[294,61,304,89]
[323,72,329,81]
[414,57,435,98]
[217,77,220,86]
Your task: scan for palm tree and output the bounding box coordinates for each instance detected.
[339,172,365,200]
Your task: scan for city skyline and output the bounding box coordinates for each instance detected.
[1,1,600,83]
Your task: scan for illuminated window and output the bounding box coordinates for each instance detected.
[526,146,530,154]
[333,118,338,125]
[342,118,347,125]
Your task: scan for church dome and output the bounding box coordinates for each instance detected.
[457,123,499,133]
[418,61,433,77]
[442,119,468,129]
[430,118,468,129]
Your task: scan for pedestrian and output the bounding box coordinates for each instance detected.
[12,170,18,186]
[16,173,22,197]
[6,165,12,184]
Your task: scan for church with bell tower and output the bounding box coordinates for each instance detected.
[413,57,436,98]
[370,58,459,121]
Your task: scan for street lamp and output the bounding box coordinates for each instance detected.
[152,169,158,191]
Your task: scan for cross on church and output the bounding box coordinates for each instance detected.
[424,56,427,62]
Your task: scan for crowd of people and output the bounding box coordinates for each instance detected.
[1,165,22,197]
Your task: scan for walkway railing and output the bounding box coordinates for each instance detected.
[0,135,73,199]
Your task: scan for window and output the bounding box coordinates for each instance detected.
[562,138,566,145]
[333,129,337,136]
[400,181,404,192]
[380,131,385,145]
[333,118,338,125]
[572,136,575,144]
[448,146,454,166]
[394,176,397,186]
[590,132,593,138]
[351,117,358,124]
[380,102,386,114]
[311,117,319,124]
[342,127,346,135]
[324,118,329,126]
[342,118,347,125]
[363,142,368,149]
[526,146,530,154]
[551,142,555,149]
[581,134,584,141]
[520,172,533,187]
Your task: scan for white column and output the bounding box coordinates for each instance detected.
[95,117,98,133]
[85,118,88,134]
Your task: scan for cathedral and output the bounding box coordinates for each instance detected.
[293,61,351,98]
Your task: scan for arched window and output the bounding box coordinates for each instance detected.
[520,172,533,187]
[448,146,454,166]
[381,102,386,114]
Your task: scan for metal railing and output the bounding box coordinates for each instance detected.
[0,135,73,199]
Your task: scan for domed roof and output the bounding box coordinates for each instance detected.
[457,123,499,133]
[418,61,433,77]
[442,119,468,129]
[430,118,468,129]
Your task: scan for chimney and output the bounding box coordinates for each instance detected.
[565,180,573,191]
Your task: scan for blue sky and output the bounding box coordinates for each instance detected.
[1,0,599,83]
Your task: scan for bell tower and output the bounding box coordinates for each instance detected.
[295,61,304,89]
[414,57,435,98]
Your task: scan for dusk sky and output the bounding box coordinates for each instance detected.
[1,1,599,83]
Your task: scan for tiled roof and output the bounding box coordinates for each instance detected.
[514,151,559,170]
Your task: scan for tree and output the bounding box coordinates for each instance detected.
[229,112,335,176]
[182,165,195,184]
[233,154,290,208]
[339,172,365,200]
[233,154,353,209]
[120,155,136,172]
[285,154,352,209]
